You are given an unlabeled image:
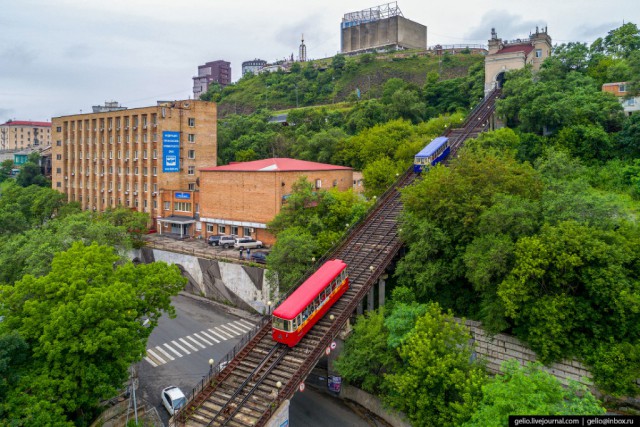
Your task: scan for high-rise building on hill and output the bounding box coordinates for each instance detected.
[193,60,231,100]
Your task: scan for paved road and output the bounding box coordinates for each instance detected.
[137,294,255,425]
[290,388,371,427]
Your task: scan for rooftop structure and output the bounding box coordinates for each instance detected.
[341,2,426,54]
[92,101,127,113]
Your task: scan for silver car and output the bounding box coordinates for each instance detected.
[161,386,186,415]
[234,237,263,250]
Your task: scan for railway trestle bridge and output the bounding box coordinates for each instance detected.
[173,89,501,427]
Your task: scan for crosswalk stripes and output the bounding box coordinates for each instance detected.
[144,319,255,367]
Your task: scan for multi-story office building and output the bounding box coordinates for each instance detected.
[241,59,267,76]
[192,60,232,99]
[51,100,217,233]
[0,120,51,151]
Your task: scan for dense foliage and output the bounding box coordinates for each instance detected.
[463,360,604,427]
[0,243,186,424]
[335,301,486,427]
[0,184,185,424]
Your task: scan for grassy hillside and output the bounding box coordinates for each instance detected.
[206,50,484,117]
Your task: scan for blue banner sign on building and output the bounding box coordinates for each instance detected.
[175,192,191,199]
[162,131,180,173]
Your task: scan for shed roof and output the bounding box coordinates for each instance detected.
[495,44,534,55]
[1,121,51,127]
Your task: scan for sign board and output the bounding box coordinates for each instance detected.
[330,341,337,350]
[325,347,331,355]
[299,382,305,392]
[162,131,180,173]
[175,192,190,199]
[328,376,342,393]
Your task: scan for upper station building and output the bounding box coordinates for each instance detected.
[51,100,217,234]
[602,82,639,116]
[0,120,51,151]
[341,2,427,54]
[484,26,552,94]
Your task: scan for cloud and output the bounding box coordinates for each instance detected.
[570,22,619,41]
[0,108,16,122]
[63,43,93,60]
[465,10,547,42]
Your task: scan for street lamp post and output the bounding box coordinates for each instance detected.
[208,358,214,375]
[267,301,272,315]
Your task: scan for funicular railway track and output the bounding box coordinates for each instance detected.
[176,90,501,427]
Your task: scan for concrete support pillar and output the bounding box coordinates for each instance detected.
[367,287,374,312]
[357,299,363,316]
[378,276,386,307]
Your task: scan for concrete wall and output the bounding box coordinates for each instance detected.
[341,16,426,53]
[340,385,411,427]
[135,246,270,313]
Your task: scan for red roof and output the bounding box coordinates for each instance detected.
[1,121,51,127]
[200,158,351,172]
[495,44,534,55]
[273,259,347,319]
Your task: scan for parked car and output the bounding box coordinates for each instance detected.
[234,237,263,250]
[218,235,238,249]
[207,234,224,246]
[161,386,186,415]
[250,251,268,264]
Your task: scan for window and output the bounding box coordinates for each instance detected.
[56,126,62,132]
[134,167,139,175]
[56,154,62,160]
[153,184,158,192]
[626,98,636,106]
[143,149,147,159]
[174,202,191,212]
[56,140,61,146]
[188,165,195,175]
[56,182,61,188]
[206,224,214,232]
[153,167,157,176]
[188,118,195,127]
[244,227,252,236]
[144,183,148,192]
[164,201,170,210]
[333,179,338,187]
[188,183,196,191]
[231,226,238,235]
[535,49,542,58]
[188,149,195,159]
[315,179,322,189]
[152,149,157,159]
[56,167,61,173]
[218,225,226,234]
[143,167,148,176]
[620,84,627,92]
[188,134,196,143]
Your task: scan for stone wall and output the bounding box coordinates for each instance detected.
[463,319,593,386]
[134,246,270,313]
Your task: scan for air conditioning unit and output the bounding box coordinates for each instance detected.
[71,172,75,176]
[108,127,112,130]
[93,159,97,162]
[100,128,104,131]
[116,127,120,130]
[64,176,68,180]
[125,126,129,130]
[125,158,128,162]
[125,191,129,195]
[249,227,255,233]
[101,189,104,193]
[152,192,157,196]
[143,125,147,129]
[100,173,104,176]
[133,192,138,196]
[133,126,137,130]
[108,189,112,193]
[152,124,157,128]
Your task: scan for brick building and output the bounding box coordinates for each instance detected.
[51,100,217,233]
[0,120,51,151]
[193,60,232,99]
[199,158,353,245]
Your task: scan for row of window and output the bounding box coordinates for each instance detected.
[273,269,348,332]
[55,133,198,146]
[68,194,157,211]
[204,223,252,236]
[56,117,196,133]
[55,163,197,176]
[57,149,196,160]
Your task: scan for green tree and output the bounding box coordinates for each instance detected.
[0,242,186,423]
[362,157,405,198]
[265,227,318,293]
[463,360,605,427]
[384,303,486,427]
[15,162,49,187]
[0,159,13,183]
[603,22,640,59]
[334,309,398,394]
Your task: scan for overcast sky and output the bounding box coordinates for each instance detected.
[1,0,638,123]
